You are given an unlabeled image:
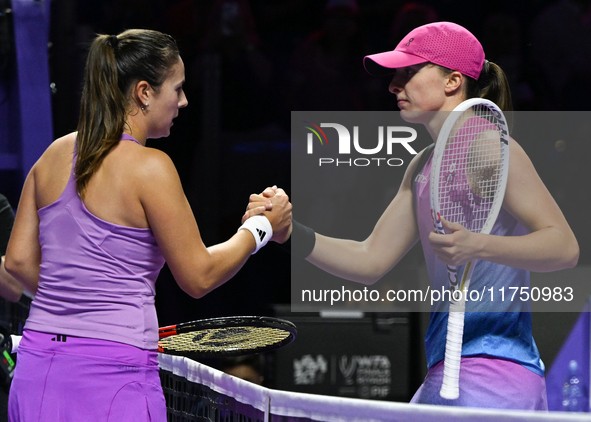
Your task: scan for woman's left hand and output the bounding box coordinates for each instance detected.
[428,217,482,266]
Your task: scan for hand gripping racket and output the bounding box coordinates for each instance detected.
[158,316,297,358]
[430,98,510,400]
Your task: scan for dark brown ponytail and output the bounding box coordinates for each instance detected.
[76,34,126,198]
[75,29,179,197]
[437,61,513,112]
[465,61,513,112]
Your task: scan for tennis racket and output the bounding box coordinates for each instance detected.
[430,98,510,400]
[158,316,297,358]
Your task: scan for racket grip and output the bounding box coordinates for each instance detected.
[440,302,466,400]
[10,335,21,354]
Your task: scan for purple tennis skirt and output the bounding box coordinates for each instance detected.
[410,355,548,410]
[8,330,166,422]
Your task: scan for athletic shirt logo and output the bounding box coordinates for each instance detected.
[415,173,428,184]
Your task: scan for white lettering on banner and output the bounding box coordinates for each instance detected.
[339,355,392,385]
[293,354,328,385]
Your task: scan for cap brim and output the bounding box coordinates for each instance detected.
[364,50,427,75]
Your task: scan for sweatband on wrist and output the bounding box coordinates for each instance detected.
[238,215,273,254]
[291,219,316,259]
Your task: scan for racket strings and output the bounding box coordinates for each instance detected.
[159,326,292,355]
[438,105,507,232]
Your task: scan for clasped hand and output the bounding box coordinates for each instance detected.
[243,188,482,263]
[243,186,292,244]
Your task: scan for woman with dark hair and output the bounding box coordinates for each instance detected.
[4,29,291,421]
[250,22,578,410]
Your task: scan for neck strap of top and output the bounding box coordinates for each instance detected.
[121,133,142,145]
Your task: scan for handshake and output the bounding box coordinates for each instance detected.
[242,186,292,245]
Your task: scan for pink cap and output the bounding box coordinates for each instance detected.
[364,22,485,80]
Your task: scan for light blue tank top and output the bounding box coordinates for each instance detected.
[413,146,544,376]
[25,134,166,350]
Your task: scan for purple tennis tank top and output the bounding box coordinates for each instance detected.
[24,134,166,350]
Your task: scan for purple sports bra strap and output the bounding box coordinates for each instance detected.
[121,133,142,145]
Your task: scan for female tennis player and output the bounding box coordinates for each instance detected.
[248,22,579,410]
[4,29,291,421]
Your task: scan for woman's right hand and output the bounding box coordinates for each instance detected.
[243,186,291,244]
[242,185,276,224]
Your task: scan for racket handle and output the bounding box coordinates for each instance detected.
[10,335,21,354]
[440,301,466,400]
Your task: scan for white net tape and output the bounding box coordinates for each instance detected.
[158,354,590,422]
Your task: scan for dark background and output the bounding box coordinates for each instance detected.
[44,0,591,321]
[1,0,591,395]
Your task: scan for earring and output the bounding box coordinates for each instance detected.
[141,103,149,111]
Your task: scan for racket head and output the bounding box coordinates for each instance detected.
[158,316,297,358]
[430,98,510,236]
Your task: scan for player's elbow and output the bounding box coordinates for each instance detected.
[175,268,221,299]
[355,266,387,285]
[542,228,579,272]
[563,240,580,270]
[185,288,208,299]
[550,236,580,272]
[4,254,25,281]
[360,273,382,285]
[177,278,211,299]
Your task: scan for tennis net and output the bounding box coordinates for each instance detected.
[158,354,590,422]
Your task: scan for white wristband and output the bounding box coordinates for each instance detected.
[238,215,273,254]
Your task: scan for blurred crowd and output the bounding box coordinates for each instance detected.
[51,0,591,131]
[44,0,591,322]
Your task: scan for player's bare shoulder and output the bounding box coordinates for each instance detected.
[33,132,76,179]
[115,142,183,203]
[37,132,76,165]
[128,144,178,182]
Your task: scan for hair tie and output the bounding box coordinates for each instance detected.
[483,59,490,73]
[108,35,119,49]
